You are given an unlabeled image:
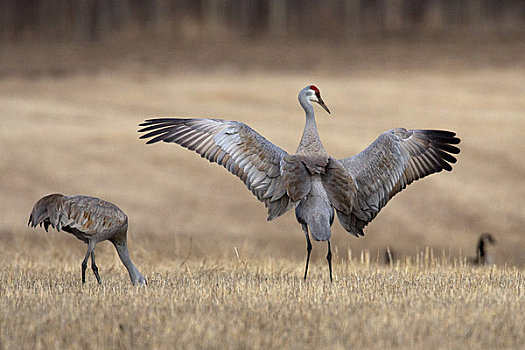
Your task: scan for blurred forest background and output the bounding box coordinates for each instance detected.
[1,0,525,76]
[2,0,525,42]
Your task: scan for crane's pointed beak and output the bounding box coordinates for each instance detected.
[315,97,331,114]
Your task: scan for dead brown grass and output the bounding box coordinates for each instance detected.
[0,58,524,348]
[0,249,524,349]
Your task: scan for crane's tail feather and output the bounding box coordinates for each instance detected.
[28,193,65,232]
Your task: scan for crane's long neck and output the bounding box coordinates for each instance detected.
[297,101,325,155]
[113,241,146,286]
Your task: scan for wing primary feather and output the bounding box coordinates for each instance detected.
[138,118,297,220]
[139,127,175,140]
[138,122,180,133]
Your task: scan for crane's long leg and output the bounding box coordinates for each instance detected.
[91,250,101,284]
[81,241,96,284]
[302,224,312,280]
[326,240,333,282]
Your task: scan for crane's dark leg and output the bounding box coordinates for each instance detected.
[81,241,96,284]
[302,224,312,280]
[91,250,101,284]
[326,240,333,282]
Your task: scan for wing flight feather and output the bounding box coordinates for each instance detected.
[139,118,296,220]
[337,129,460,236]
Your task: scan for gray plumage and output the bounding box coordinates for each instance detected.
[28,194,146,286]
[139,85,460,281]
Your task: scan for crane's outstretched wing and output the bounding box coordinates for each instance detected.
[337,129,460,236]
[29,194,127,237]
[138,118,295,220]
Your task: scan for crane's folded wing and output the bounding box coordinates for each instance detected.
[28,194,127,237]
[60,196,128,236]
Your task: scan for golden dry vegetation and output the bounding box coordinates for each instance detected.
[1,256,524,349]
[0,42,524,348]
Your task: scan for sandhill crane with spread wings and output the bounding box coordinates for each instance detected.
[28,194,147,286]
[139,85,460,281]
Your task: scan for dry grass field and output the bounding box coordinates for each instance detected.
[1,258,524,349]
[0,41,524,348]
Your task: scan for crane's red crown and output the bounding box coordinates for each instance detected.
[310,85,320,98]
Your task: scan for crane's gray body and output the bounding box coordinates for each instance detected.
[29,194,127,242]
[139,85,460,280]
[28,194,146,285]
[295,178,333,242]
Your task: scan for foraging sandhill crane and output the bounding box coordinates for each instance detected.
[28,194,147,285]
[470,233,496,266]
[139,85,460,281]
